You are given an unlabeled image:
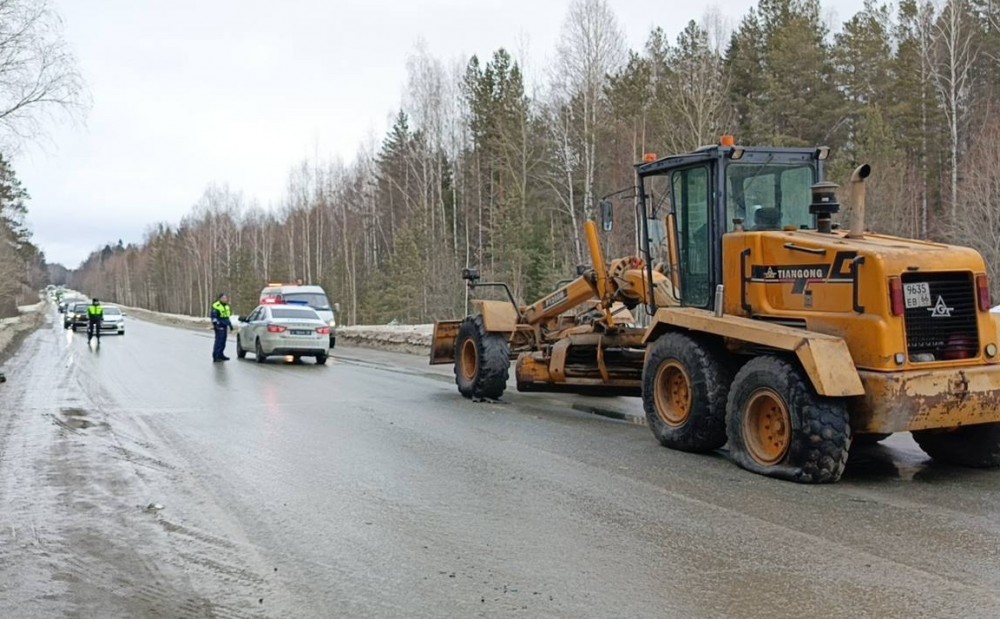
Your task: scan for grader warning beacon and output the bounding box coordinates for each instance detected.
[434,137,1000,483]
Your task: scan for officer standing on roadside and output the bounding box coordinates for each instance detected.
[210,293,233,362]
[87,298,104,342]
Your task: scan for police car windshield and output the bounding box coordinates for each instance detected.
[271,308,320,320]
[103,307,121,315]
[282,293,331,311]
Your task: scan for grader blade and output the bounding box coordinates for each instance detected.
[429,320,462,365]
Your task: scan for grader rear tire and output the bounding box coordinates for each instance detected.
[642,333,730,453]
[913,424,1000,468]
[454,315,510,400]
[726,356,850,483]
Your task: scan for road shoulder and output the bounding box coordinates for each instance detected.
[0,301,46,369]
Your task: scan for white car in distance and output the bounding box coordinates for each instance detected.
[100,306,126,335]
[236,304,331,365]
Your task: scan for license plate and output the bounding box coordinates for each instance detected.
[290,329,313,336]
[903,282,932,309]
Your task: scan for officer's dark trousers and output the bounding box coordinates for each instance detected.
[213,326,227,359]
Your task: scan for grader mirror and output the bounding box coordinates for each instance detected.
[599,199,613,232]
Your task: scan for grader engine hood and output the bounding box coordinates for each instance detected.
[723,229,1000,371]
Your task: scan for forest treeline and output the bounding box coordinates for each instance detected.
[0,154,47,316]
[70,0,1000,323]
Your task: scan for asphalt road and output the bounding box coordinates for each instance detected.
[2,310,1000,618]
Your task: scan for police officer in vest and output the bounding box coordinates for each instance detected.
[87,298,104,342]
[210,293,233,362]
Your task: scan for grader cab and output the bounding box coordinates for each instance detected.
[433,137,1000,483]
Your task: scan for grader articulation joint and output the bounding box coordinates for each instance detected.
[431,219,675,400]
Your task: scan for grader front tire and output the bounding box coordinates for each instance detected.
[454,315,510,400]
[726,356,850,483]
[642,333,730,453]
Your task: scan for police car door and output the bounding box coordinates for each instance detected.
[243,307,263,348]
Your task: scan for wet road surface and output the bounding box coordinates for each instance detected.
[2,311,1000,617]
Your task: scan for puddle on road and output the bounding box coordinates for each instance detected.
[841,443,945,483]
[423,373,454,384]
[571,403,646,426]
[51,407,107,432]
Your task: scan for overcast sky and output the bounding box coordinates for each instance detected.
[15,0,866,267]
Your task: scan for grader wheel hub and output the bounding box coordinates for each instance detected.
[743,389,792,466]
[654,361,692,427]
[461,338,479,381]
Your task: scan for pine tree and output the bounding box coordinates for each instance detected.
[833,1,897,163]
[0,154,31,252]
[727,0,844,147]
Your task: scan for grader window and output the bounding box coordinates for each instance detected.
[726,164,814,231]
[671,165,711,307]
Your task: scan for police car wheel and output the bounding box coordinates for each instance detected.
[255,339,267,363]
[236,338,247,359]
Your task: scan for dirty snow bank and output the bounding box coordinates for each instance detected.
[120,304,434,356]
[337,324,433,356]
[0,301,46,364]
[120,305,213,331]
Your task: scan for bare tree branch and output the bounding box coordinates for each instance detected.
[0,0,87,148]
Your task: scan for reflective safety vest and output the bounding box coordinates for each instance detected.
[87,305,103,318]
[212,301,232,319]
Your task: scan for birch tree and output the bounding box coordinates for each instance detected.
[554,0,625,222]
[0,0,86,145]
[927,0,978,220]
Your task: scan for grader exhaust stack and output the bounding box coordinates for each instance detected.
[847,163,871,239]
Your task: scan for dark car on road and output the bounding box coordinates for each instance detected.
[58,298,83,314]
[64,302,90,330]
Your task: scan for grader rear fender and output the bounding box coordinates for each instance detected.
[643,308,865,397]
[472,300,519,332]
[429,300,519,365]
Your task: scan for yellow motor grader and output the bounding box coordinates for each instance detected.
[434,138,1000,483]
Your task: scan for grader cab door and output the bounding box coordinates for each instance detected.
[669,164,714,309]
